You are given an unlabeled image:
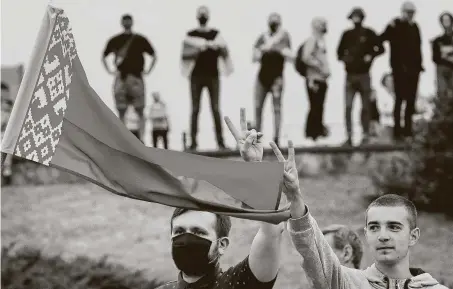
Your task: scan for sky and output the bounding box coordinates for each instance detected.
[1,0,451,150]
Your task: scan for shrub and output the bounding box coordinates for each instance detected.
[1,244,164,289]
[369,91,453,217]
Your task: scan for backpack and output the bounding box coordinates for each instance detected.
[294,42,307,77]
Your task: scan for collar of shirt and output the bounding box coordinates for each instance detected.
[176,264,222,289]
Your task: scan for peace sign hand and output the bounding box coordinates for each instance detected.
[270,140,301,202]
[224,108,264,162]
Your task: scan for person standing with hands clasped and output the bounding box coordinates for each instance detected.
[267,139,448,288]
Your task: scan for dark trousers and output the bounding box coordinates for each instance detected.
[305,79,328,140]
[190,75,224,147]
[392,69,420,138]
[345,73,372,140]
[152,129,168,149]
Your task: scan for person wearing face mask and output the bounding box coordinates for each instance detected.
[155,109,284,289]
[380,1,424,142]
[337,7,385,146]
[181,6,233,151]
[301,17,330,144]
[266,141,449,289]
[431,11,453,99]
[252,13,293,148]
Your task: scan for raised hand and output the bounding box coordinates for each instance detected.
[270,140,301,202]
[224,108,264,162]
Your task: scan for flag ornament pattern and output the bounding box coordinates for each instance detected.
[15,11,76,166]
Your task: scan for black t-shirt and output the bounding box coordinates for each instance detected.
[155,256,277,289]
[255,32,291,86]
[103,33,155,77]
[187,28,221,77]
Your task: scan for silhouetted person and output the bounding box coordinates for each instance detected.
[302,17,330,143]
[181,6,233,151]
[380,1,424,141]
[102,14,157,142]
[148,92,170,149]
[432,11,453,99]
[338,7,384,146]
[252,13,292,147]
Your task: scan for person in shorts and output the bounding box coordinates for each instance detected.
[102,14,157,142]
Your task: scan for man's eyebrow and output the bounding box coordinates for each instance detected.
[191,226,209,234]
[366,221,379,226]
[387,221,404,226]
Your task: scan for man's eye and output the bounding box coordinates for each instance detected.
[369,226,379,231]
[389,225,400,231]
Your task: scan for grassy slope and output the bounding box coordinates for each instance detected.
[2,176,452,289]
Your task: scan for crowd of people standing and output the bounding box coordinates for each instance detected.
[99,1,453,151]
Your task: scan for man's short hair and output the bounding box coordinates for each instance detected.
[366,194,418,229]
[122,14,133,21]
[322,224,363,269]
[170,208,232,238]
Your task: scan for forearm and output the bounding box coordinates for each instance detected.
[249,223,283,282]
[287,205,348,289]
[183,36,206,48]
[146,56,157,73]
[252,49,262,63]
[281,47,294,61]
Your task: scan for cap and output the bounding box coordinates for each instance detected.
[348,7,365,20]
[121,14,133,20]
[401,1,416,12]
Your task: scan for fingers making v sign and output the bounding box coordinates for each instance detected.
[224,108,264,162]
[269,140,301,202]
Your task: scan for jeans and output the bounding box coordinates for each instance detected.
[190,75,224,147]
[152,129,168,149]
[254,76,284,139]
[344,73,372,140]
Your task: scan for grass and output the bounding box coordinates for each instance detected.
[2,176,453,288]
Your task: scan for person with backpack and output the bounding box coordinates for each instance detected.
[294,17,330,143]
[102,14,158,143]
[252,12,292,147]
[337,7,384,146]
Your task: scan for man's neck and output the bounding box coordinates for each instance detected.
[198,25,210,31]
[123,29,132,35]
[376,257,412,279]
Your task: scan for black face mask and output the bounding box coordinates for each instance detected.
[172,233,219,276]
[198,15,209,26]
[269,22,279,33]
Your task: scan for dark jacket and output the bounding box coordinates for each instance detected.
[380,18,423,73]
[337,26,384,74]
[431,33,453,69]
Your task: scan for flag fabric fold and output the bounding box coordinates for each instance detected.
[1,6,291,224]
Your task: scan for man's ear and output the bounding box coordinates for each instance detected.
[409,227,420,247]
[342,244,353,264]
[218,237,230,255]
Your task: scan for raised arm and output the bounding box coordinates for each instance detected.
[270,142,355,289]
[224,108,283,283]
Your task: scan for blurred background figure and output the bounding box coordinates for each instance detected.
[252,12,293,147]
[102,14,157,142]
[380,1,424,142]
[322,224,364,269]
[1,82,14,185]
[181,5,233,151]
[302,17,330,144]
[432,11,453,99]
[337,7,384,146]
[148,91,170,149]
[369,89,381,138]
